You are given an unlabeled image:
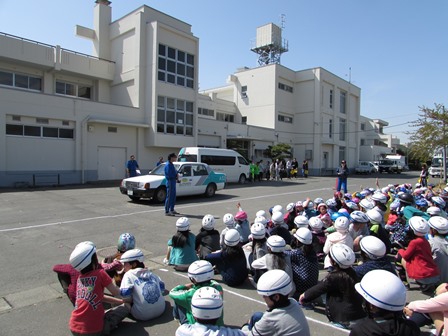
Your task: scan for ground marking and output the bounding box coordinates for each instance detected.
[0,186,334,233]
[169,269,349,333]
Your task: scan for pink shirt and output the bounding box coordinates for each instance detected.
[408,292,448,336]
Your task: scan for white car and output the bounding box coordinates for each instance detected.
[119,162,226,202]
[355,161,376,174]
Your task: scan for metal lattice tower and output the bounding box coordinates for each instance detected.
[251,22,288,66]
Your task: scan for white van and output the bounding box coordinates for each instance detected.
[178,147,250,183]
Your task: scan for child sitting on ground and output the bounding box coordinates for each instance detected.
[175,287,244,336]
[170,260,224,325]
[165,217,198,269]
[104,249,166,333]
[68,241,124,335]
[323,216,354,269]
[206,229,248,287]
[196,214,220,259]
[220,213,236,249]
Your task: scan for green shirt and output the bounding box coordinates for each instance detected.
[169,280,224,325]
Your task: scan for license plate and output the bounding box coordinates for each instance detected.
[127,189,133,196]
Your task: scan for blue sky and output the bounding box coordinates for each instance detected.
[1,0,446,144]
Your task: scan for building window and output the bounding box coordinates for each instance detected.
[329,119,333,138]
[339,146,346,163]
[216,112,234,122]
[55,80,91,99]
[6,123,74,139]
[108,127,118,133]
[158,44,195,89]
[157,96,194,135]
[278,82,293,93]
[329,89,333,109]
[278,114,293,124]
[0,70,42,91]
[339,118,346,141]
[360,123,365,131]
[36,118,49,124]
[340,91,346,114]
[198,107,215,117]
[241,85,247,98]
[360,139,365,146]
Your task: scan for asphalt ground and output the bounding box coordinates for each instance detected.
[0,171,437,335]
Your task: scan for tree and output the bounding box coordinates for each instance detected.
[263,143,292,160]
[408,104,448,159]
[408,103,448,179]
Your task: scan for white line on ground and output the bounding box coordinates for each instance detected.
[169,269,349,334]
[0,186,335,233]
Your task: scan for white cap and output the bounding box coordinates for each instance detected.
[176,217,190,231]
[272,205,283,214]
[191,287,223,319]
[366,209,383,225]
[267,235,286,253]
[308,217,323,230]
[188,260,214,283]
[224,229,240,246]
[256,210,267,218]
[251,222,266,239]
[293,228,313,245]
[359,236,386,260]
[355,270,406,311]
[427,206,442,216]
[408,216,430,236]
[294,215,309,228]
[202,214,216,230]
[222,213,235,227]
[69,241,96,271]
[329,243,355,269]
[254,216,268,226]
[256,269,292,296]
[120,249,145,263]
[428,216,448,234]
[271,211,284,225]
[334,216,350,232]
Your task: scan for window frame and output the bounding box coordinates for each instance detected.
[157,96,194,136]
[0,70,42,92]
[158,43,195,89]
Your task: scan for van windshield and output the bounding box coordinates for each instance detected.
[178,154,197,162]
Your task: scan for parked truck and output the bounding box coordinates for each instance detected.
[385,155,406,168]
[378,158,403,174]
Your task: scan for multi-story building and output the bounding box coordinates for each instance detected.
[358,117,402,161]
[0,1,199,187]
[199,65,361,175]
[0,1,398,187]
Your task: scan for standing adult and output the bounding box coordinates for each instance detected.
[291,158,299,178]
[156,156,164,167]
[126,155,140,177]
[165,153,179,216]
[302,160,309,178]
[336,160,349,194]
[286,159,292,179]
[420,163,428,187]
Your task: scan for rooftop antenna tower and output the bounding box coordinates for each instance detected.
[251,15,288,66]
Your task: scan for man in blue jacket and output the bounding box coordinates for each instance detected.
[165,153,179,216]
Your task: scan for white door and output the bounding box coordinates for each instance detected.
[323,152,329,170]
[98,146,127,180]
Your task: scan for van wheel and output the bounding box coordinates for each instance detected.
[205,183,216,197]
[154,187,167,203]
[238,174,247,184]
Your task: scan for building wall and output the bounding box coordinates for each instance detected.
[0,2,399,187]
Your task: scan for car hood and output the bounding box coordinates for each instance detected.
[123,175,164,183]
